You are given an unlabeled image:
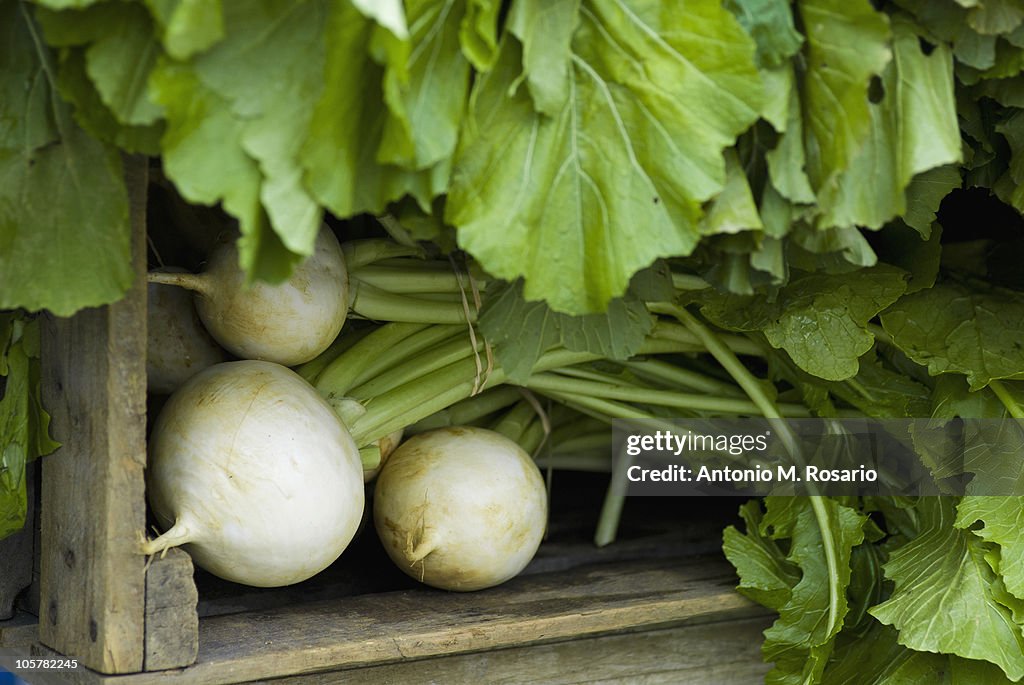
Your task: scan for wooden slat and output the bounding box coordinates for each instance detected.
[260,617,773,685]
[0,469,35,620]
[144,549,198,671]
[60,555,766,685]
[38,156,149,673]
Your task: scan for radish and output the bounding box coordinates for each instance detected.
[373,427,547,591]
[147,226,349,366]
[142,360,364,587]
[147,268,228,395]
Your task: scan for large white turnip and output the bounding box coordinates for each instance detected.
[143,360,364,587]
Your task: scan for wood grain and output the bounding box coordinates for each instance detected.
[52,555,767,685]
[144,549,198,671]
[260,617,773,685]
[38,156,149,673]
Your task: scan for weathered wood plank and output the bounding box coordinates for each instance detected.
[259,616,773,685]
[58,555,766,685]
[0,468,35,620]
[144,549,198,672]
[38,156,149,673]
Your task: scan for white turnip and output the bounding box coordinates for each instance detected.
[147,226,348,366]
[147,268,228,395]
[373,427,547,591]
[143,360,364,587]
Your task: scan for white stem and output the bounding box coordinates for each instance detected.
[147,271,211,295]
[140,520,194,556]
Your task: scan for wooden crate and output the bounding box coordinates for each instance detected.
[0,158,770,684]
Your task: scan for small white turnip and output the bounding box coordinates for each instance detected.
[147,226,349,366]
[373,427,547,591]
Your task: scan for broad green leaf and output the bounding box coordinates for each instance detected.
[35,2,164,126]
[148,61,293,280]
[190,0,327,258]
[880,281,1024,390]
[145,0,225,59]
[956,496,1024,600]
[724,0,803,68]
[758,497,868,684]
[891,0,999,68]
[478,279,655,384]
[871,497,1024,681]
[824,620,1016,684]
[698,265,908,381]
[51,47,163,155]
[378,0,475,170]
[0,0,132,315]
[448,0,764,314]
[816,16,961,230]
[798,0,891,189]
[302,0,448,219]
[508,0,579,117]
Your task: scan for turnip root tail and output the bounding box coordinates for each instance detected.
[405,531,438,565]
[147,271,211,295]
[141,521,194,556]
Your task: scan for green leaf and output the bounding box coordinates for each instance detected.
[823,620,1016,684]
[378,0,476,171]
[50,47,163,155]
[302,0,448,219]
[965,0,1024,36]
[191,0,327,258]
[35,1,164,126]
[724,0,803,68]
[903,165,962,239]
[447,0,765,313]
[148,61,287,279]
[698,265,908,381]
[722,499,801,611]
[870,497,1024,681]
[145,0,225,60]
[816,15,962,230]
[765,66,816,205]
[1,316,58,543]
[507,0,579,117]
[956,496,1024,600]
[758,497,868,684]
[0,0,132,315]
[700,149,764,235]
[459,0,500,70]
[880,280,1024,390]
[478,279,655,384]
[799,0,891,189]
